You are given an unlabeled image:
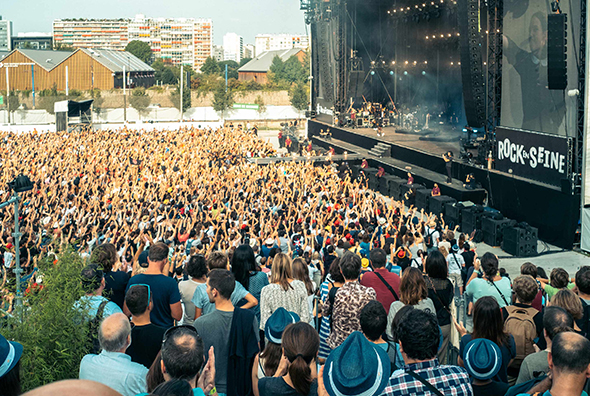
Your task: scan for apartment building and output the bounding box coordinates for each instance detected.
[53,19,129,50]
[254,34,309,57]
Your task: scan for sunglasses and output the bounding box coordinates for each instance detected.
[129,283,151,305]
[162,325,199,346]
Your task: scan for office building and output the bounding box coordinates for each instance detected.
[254,34,309,57]
[0,16,13,51]
[223,32,243,63]
[12,33,53,50]
[243,43,255,60]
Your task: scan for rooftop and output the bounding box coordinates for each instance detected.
[238,48,304,73]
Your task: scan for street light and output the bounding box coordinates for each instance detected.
[0,175,34,314]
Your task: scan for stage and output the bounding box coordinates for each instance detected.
[309,118,579,249]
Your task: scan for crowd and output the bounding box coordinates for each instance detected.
[0,125,589,396]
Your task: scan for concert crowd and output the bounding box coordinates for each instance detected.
[0,125,589,396]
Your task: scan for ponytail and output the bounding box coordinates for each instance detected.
[282,322,320,396]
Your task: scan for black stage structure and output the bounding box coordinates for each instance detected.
[301,0,586,250]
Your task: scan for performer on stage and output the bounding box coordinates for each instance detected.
[377,166,385,178]
[407,172,414,185]
[361,158,369,169]
[443,151,453,183]
[431,183,441,196]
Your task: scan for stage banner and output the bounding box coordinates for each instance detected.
[495,127,571,187]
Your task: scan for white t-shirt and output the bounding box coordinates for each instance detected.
[447,251,465,274]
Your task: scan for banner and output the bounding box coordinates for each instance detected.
[232,103,259,110]
[495,127,571,187]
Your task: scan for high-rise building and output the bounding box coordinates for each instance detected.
[254,34,309,57]
[223,32,243,63]
[128,14,212,71]
[0,16,13,51]
[53,19,129,50]
[243,43,255,60]
[52,15,212,71]
[213,44,224,61]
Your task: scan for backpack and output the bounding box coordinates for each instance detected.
[503,305,538,370]
[424,229,434,248]
[88,300,109,354]
[326,285,340,331]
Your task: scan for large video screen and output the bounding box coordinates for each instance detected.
[501,0,580,136]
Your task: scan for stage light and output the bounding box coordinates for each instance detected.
[388,10,390,13]
[371,70,375,75]
[392,61,396,65]
[426,36,429,39]
[463,128,468,133]
[413,61,417,65]
[422,71,426,75]
[448,33,451,37]
[371,61,375,65]
[440,34,444,38]
[394,9,397,12]
[458,62,461,65]
[390,71,394,75]
[451,62,454,65]
[404,71,408,75]
[405,60,409,64]
[415,5,419,8]
[424,61,428,64]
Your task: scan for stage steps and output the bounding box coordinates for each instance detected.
[367,142,391,158]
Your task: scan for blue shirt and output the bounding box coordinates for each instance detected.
[126,274,181,328]
[79,350,148,396]
[247,271,269,322]
[192,281,250,317]
[74,295,122,320]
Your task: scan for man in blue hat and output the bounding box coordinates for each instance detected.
[380,309,472,396]
[0,333,23,395]
[463,338,509,396]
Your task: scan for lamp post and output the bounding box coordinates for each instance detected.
[0,175,34,315]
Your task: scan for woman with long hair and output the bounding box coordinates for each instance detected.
[260,253,310,331]
[550,289,584,332]
[317,259,344,363]
[424,250,454,364]
[231,244,269,324]
[386,267,436,339]
[465,252,512,308]
[258,322,320,396]
[90,243,129,309]
[291,257,316,326]
[456,296,516,383]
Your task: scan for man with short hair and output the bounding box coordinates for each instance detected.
[360,300,403,372]
[516,306,574,384]
[361,248,401,314]
[380,309,472,396]
[516,332,590,396]
[79,313,148,396]
[124,242,182,328]
[521,262,544,312]
[502,275,544,374]
[75,264,123,319]
[178,255,207,326]
[194,269,259,396]
[124,284,167,368]
[325,252,376,349]
[160,326,216,395]
[192,251,257,319]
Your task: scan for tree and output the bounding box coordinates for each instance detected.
[218,60,239,80]
[53,43,75,52]
[7,92,20,124]
[212,82,234,119]
[254,95,266,118]
[89,89,104,115]
[129,87,151,118]
[284,55,306,84]
[239,57,252,67]
[289,82,309,113]
[2,248,91,392]
[269,55,286,80]
[125,40,153,64]
[38,84,66,115]
[170,85,191,113]
[201,57,221,75]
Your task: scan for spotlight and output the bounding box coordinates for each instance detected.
[424,61,428,64]
[404,71,408,75]
[370,70,375,75]
[389,70,394,75]
[422,71,426,75]
[405,60,409,64]
[8,175,34,193]
[392,61,396,65]
[426,36,429,39]
[451,62,454,65]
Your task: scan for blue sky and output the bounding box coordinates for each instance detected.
[2,0,308,45]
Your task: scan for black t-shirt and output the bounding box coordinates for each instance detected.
[471,380,510,396]
[462,251,476,269]
[104,270,131,309]
[426,277,454,326]
[125,323,167,368]
[259,377,318,396]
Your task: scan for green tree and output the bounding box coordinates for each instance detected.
[53,43,75,52]
[269,55,286,80]
[201,57,221,75]
[160,68,177,85]
[239,57,252,67]
[129,87,151,118]
[89,88,104,115]
[125,40,153,64]
[254,95,266,118]
[218,60,239,80]
[212,82,234,119]
[170,85,191,113]
[289,82,309,112]
[2,248,91,392]
[38,84,66,115]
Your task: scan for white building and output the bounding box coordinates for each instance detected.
[254,34,309,57]
[243,43,255,60]
[128,14,213,72]
[213,44,224,61]
[53,19,129,51]
[0,16,14,51]
[223,32,243,63]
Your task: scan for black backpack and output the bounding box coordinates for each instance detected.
[88,300,109,354]
[424,229,434,248]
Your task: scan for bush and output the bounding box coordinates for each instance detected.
[2,248,91,392]
[129,87,151,116]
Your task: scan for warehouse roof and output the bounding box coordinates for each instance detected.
[80,49,154,73]
[238,48,304,73]
[0,51,9,61]
[15,49,74,71]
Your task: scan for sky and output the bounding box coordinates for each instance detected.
[1,0,308,45]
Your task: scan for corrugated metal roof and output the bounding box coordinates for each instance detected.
[0,51,9,61]
[15,49,75,71]
[238,48,304,73]
[80,48,154,73]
